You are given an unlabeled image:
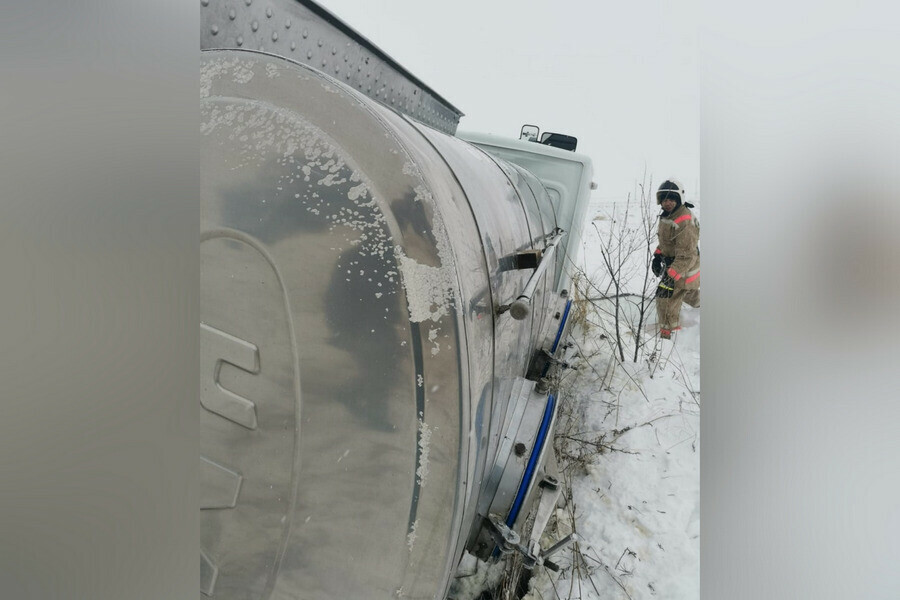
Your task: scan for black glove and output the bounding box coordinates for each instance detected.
[652,254,672,278]
[656,273,675,298]
[652,254,663,277]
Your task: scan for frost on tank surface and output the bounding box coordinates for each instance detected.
[201,54,458,330]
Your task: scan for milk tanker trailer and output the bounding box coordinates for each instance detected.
[200,2,595,598]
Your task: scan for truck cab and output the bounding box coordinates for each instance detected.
[458,130,595,292]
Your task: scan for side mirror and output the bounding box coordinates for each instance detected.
[520,124,539,142]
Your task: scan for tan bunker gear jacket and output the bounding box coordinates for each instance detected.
[655,204,699,290]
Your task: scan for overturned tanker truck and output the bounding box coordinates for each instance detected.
[200,1,595,598]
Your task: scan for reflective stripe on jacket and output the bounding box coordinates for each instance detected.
[655,205,699,290]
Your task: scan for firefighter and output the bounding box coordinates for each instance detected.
[652,179,700,339]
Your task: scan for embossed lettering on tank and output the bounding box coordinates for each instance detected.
[201,323,260,429]
[200,233,300,599]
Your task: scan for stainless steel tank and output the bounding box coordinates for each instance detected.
[201,49,570,599]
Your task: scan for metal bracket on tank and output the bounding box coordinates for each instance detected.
[498,249,542,272]
[484,513,577,572]
[485,514,530,558]
[525,296,575,392]
[499,229,566,320]
[526,349,570,383]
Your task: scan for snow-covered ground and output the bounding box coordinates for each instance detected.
[524,196,701,600]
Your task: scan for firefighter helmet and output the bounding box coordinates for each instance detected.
[656,179,685,205]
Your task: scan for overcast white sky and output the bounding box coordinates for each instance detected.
[320,0,700,203]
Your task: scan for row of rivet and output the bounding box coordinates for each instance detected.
[202,1,455,127]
